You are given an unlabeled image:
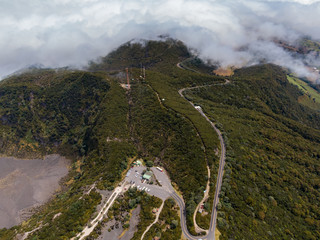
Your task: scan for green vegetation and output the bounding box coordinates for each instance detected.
[107,187,162,240]
[130,79,208,234]
[0,70,109,158]
[1,39,320,240]
[89,38,191,73]
[299,38,320,53]
[30,190,101,239]
[287,75,320,110]
[88,39,229,233]
[143,71,223,232]
[143,198,182,240]
[180,57,217,75]
[0,70,135,239]
[130,194,162,240]
[188,64,320,239]
[195,202,211,229]
[131,79,208,196]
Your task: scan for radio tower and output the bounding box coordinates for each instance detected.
[125,67,130,89]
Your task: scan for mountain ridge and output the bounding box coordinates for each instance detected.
[0,39,319,240]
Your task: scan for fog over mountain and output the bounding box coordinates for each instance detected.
[1,0,320,79]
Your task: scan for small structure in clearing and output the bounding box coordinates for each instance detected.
[142,171,153,180]
[133,160,143,166]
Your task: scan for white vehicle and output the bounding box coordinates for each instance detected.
[156,167,163,172]
[141,187,146,191]
[137,185,141,189]
[147,188,150,192]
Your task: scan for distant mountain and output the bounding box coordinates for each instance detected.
[274,37,320,55]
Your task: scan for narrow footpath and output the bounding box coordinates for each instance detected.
[140,200,165,240]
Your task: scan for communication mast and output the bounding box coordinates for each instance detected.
[125,67,130,89]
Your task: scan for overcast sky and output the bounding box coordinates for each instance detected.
[1,0,320,79]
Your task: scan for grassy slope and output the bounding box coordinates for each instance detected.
[287,75,320,110]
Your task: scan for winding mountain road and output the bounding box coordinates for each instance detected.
[175,74,228,239]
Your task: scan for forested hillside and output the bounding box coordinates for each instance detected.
[0,70,135,239]
[0,70,110,157]
[88,39,320,238]
[186,64,320,239]
[0,39,319,239]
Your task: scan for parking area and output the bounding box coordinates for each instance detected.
[125,166,173,200]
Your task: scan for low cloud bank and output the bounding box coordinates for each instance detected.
[1,0,320,79]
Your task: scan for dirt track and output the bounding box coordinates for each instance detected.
[0,154,69,228]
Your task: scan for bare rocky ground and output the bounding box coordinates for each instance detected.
[98,205,141,240]
[0,154,69,228]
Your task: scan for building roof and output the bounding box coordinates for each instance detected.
[134,160,143,165]
[143,171,153,180]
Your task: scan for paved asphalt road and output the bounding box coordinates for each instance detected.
[126,166,205,240]
[125,166,171,200]
[177,80,228,240]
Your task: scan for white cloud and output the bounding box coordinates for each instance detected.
[0,0,320,78]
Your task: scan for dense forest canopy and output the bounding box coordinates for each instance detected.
[0,39,319,239]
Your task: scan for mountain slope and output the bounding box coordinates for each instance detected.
[0,70,135,239]
[186,64,320,239]
[89,40,320,239]
[0,39,319,239]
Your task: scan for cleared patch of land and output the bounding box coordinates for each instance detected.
[213,67,234,76]
[287,75,320,110]
[99,205,141,240]
[0,154,69,228]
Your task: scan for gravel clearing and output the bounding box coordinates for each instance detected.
[0,154,69,228]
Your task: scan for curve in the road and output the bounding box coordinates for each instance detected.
[175,74,228,239]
